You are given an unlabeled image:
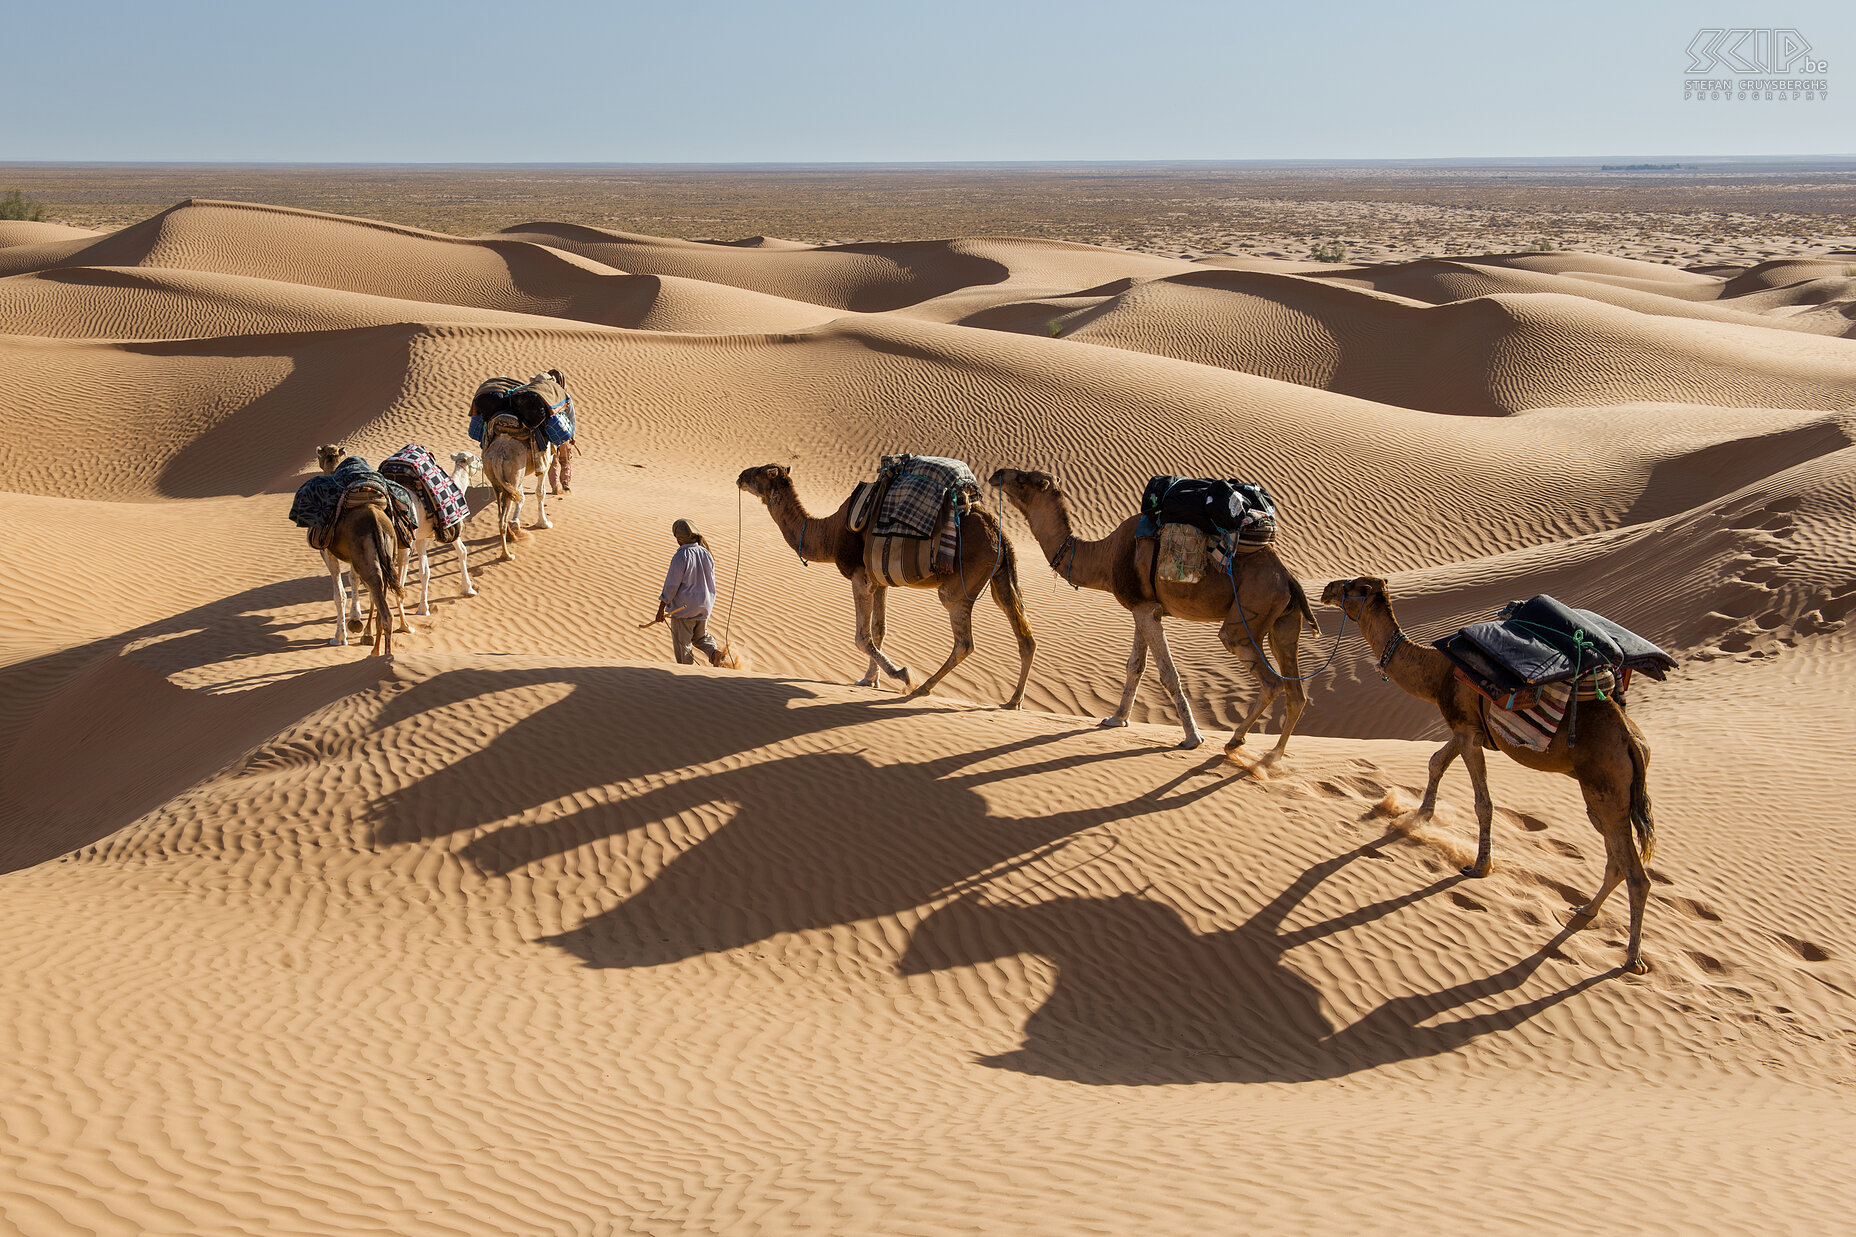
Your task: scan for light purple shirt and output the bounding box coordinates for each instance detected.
[661,543,717,619]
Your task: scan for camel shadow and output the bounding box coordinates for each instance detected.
[899,834,1610,1084]
[364,662,1250,969]
[0,575,392,873]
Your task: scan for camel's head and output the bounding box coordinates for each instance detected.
[1321,576,1389,622]
[451,450,484,486]
[987,467,1057,512]
[316,444,344,474]
[735,463,791,500]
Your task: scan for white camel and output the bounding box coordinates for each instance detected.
[397,450,484,616]
[483,422,554,560]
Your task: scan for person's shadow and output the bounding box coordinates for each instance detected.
[899,833,1611,1084]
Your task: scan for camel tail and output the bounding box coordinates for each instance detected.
[1626,722,1656,866]
[1287,572,1318,632]
[989,528,1022,607]
[370,510,403,600]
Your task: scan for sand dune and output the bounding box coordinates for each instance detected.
[0,219,102,249]
[967,269,1856,411]
[3,200,1855,1235]
[1325,256,1856,337]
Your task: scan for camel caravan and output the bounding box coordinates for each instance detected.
[289,370,577,651]
[289,371,1678,973]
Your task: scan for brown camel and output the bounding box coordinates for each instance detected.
[317,444,416,636]
[311,445,403,657]
[988,468,1316,760]
[1320,577,1657,974]
[736,464,1035,707]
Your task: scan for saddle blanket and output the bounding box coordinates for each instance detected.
[873,454,978,539]
[867,531,936,587]
[381,444,469,542]
[1483,670,1618,751]
[934,504,960,575]
[290,457,421,539]
[846,480,878,532]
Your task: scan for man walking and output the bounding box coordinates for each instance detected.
[649,518,727,666]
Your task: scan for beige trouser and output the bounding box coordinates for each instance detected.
[671,616,721,665]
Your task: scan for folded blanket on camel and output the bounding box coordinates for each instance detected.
[469,372,575,447]
[380,444,469,543]
[468,376,523,445]
[1435,594,1677,746]
[289,457,421,546]
[1138,476,1277,546]
[872,454,979,539]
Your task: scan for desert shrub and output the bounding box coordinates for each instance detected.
[1309,240,1347,263]
[0,190,45,221]
[1527,237,1558,252]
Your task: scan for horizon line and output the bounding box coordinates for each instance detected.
[6,154,1856,171]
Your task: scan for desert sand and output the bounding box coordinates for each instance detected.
[2,196,1855,1235]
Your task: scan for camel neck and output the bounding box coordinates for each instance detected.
[1356,597,1448,702]
[1021,492,1112,591]
[766,483,828,562]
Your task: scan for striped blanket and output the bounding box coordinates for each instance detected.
[381,444,468,542]
[873,455,978,539]
[1484,669,1617,751]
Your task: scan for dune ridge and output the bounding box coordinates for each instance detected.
[3,199,1854,1235]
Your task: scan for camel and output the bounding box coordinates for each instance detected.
[988,468,1315,761]
[480,371,569,561]
[399,450,483,616]
[1320,577,1657,974]
[317,443,422,636]
[483,418,553,561]
[736,463,1035,707]
[309,446,404,657]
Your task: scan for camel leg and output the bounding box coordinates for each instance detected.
[912,585,976,699]
[416,541,433,616]
[1572,779,1651,974]
[1265,609,1308,762]
[1217,608,1284,757]
[1459,742,1496,877]
[1100,625,1148,729]
[1418,733,1465,818]
[990,564,1035,711]
[851,581,881,687]
[390,543,415,634]
[533,467,552,530]
[454,536,477,598]
[1140,607,1202,749]
[851,575,910,688]
[497,488,516,561]
[324,551,350,647]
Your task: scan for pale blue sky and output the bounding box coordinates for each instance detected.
[7,0,1853,161]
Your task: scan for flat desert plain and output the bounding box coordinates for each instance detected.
[2,168,1856,1235]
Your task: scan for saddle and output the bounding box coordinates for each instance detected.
[485,413,546,473]
[1437,594,1677,747]
[307,483,401,551]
